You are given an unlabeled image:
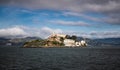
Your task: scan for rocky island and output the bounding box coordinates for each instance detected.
[23,34,87,48]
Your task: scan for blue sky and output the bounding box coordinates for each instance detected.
[0,0,120,38]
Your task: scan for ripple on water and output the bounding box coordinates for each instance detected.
[0,47,120,70]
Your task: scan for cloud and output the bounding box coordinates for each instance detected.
[83,1,120,13]
[50,20,90,26]
[102,17,120,24]
[63,11,120,24]
[0,0,120,24]
[19,26,63,38]
[35,0,117,25]
[0,0,119,13]
[41,27,62,34]
[62,31,120,39]
[63,12,101,22]
[0,26,28,38]
[0,26,62,38]
[40,27,62,38]
[89,31,120,38]
[0,26,119,39]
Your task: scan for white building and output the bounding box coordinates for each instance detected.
[75,40,87,47]
[64,39,75,47]
[75,42,81,47]
[64,39,87,47]
[81,40,87,46]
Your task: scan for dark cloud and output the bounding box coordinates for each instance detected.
[0,0,120,24]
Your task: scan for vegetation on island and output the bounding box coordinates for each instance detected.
[23,39,64,48]
[23,34,88,48]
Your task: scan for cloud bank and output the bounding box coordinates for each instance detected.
[0,26,62,38]
[0,26,120,39]
[0,27,28,38]
[64,31,120,39]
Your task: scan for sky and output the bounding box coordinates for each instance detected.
[0,0,120,39]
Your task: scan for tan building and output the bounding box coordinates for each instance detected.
[47,34,66,43]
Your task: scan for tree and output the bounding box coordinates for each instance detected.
[52,41,59,45]
[60,37,64,42]
[71,35,77,41]
[65,35,71,39]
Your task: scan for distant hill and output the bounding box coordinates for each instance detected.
[0,36,120,47]
[93,38,120,46]
[0,37,10,46]
[76,37,120,47]
[87,38,120,47]
[9,37,42,43]
[0,37,42,46]
[0,37,9,41]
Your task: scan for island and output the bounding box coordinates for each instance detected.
[23,34,87,48]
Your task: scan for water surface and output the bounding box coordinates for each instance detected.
[0,47,120,70]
